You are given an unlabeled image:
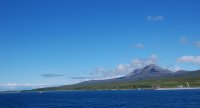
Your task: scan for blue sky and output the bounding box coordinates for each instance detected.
[0,0,200,91]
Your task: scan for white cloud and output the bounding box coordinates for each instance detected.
[146,15,164,21]
[90,55,158,80]
[0,83,51,91]
[177,56,200,65]
[195,41,200,48]
[0,83,47,87]
[135,43,145,48]
[180,37,188,44]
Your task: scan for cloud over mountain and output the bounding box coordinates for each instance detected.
[90,55,159,79]
[177,56,200,65]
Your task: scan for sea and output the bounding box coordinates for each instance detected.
[0,90,200,108]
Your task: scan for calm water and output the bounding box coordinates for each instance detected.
[0,90,200,108]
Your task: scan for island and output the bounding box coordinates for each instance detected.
[25,64,200,92]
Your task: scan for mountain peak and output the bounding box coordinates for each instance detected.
[126,64,172,78]
[144,64,160,68]
[143,64,162,70]
[142,64,172,73]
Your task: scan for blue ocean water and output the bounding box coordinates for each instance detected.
[0,90,200,108]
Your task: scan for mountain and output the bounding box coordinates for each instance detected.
[31,64,200,91]
[122,64,173,80]
[80,64,173,84]
[71,64,173,86]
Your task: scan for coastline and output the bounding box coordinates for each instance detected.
[156,87,200,90]
[2,87,200,93]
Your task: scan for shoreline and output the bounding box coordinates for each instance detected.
[156,87,200,90]
[1,87,200,93]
